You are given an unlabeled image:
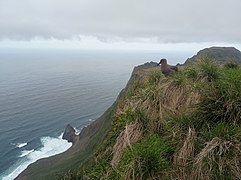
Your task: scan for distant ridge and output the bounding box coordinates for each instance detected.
[184,47,241,65]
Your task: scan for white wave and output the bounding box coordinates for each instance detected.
[74,127,81,135]
[17,143,27,148]
[88,118,94,122]
[13,142,28,148]
[18,149,34,158]
[2,133,72,180]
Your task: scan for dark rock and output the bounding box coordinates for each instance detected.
[62,124,78,143]
[184,47,241,65]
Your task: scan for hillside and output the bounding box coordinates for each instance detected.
[78,58,241,180]
[184,47,241,65]
[17,47,241,179]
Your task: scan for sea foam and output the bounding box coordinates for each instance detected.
[18,149,34,158]
[1,133,71,180]
[17,143,28,148]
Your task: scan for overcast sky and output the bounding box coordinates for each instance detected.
[0,0,240,50]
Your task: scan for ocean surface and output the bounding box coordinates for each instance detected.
[0,49,192,179]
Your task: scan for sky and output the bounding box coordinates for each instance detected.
[0,0,240,51]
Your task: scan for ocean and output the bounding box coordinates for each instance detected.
[0,49,192,179]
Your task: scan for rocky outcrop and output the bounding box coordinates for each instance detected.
[62,124,78,143]
[184,47,241,65]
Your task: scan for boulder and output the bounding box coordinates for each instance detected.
[62,124,78,143]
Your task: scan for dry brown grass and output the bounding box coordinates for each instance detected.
[192,137,241,180]
[136,77,200,133]
[116,68,200,134]
[174,127,196,180]
[111,121,143,168]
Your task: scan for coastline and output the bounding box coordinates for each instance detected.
[1,133,72,180]
[16,62,156,180]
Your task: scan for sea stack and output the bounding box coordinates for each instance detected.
[62,124,78,144]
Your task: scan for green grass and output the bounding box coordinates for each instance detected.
[201,122,241,141]
[197,68,241,125]
[60,59,241,180]
[117,134,174,179]
[223,60,240,69]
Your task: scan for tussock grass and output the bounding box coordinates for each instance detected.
[198,68,241,125]
[117,134,173,180]
[138,76,199,133]
[174,128,196,180]
[223,60,240,69]
[196,58,221,81]
[193,137,241,180]
[148,69,164,85]
[71,59,241,180]
[111,121,143,168]
[202,123,241,141]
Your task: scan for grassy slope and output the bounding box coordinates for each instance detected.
[18,60,241,180]
[75,59,241,180]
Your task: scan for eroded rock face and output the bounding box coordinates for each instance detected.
[62,124,78,143]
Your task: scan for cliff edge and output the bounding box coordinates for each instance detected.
[16,62,157,180]
[17,47,241,179]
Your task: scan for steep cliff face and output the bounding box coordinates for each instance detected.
[16,62,157,180]
[17,47,241,180]
[184,47,241,65]
[16,104,117,180]
[80,55,241,180]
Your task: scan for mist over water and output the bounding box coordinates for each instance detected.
[0,49,191,179]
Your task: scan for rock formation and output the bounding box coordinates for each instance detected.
[62,124,78,143]
[184,47,241,65]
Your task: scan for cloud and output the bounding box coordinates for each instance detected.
[0,0,240,43]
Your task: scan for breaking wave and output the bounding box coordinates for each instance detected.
[1,133,71,180]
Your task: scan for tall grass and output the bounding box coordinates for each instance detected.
[223,60,240,69]
[198,68,241,125]
[118,134,173,180]
[74,59,241,180]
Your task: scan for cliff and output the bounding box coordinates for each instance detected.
[184,46,241,65]
[17,47,241,179]
[16,61,158,180]
[79,53,241,180]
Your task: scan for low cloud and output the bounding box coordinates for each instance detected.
[0,0,240,43]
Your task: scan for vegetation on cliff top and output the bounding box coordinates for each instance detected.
[59,58,241,180]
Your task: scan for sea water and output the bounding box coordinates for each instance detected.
[0,48,192,179]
